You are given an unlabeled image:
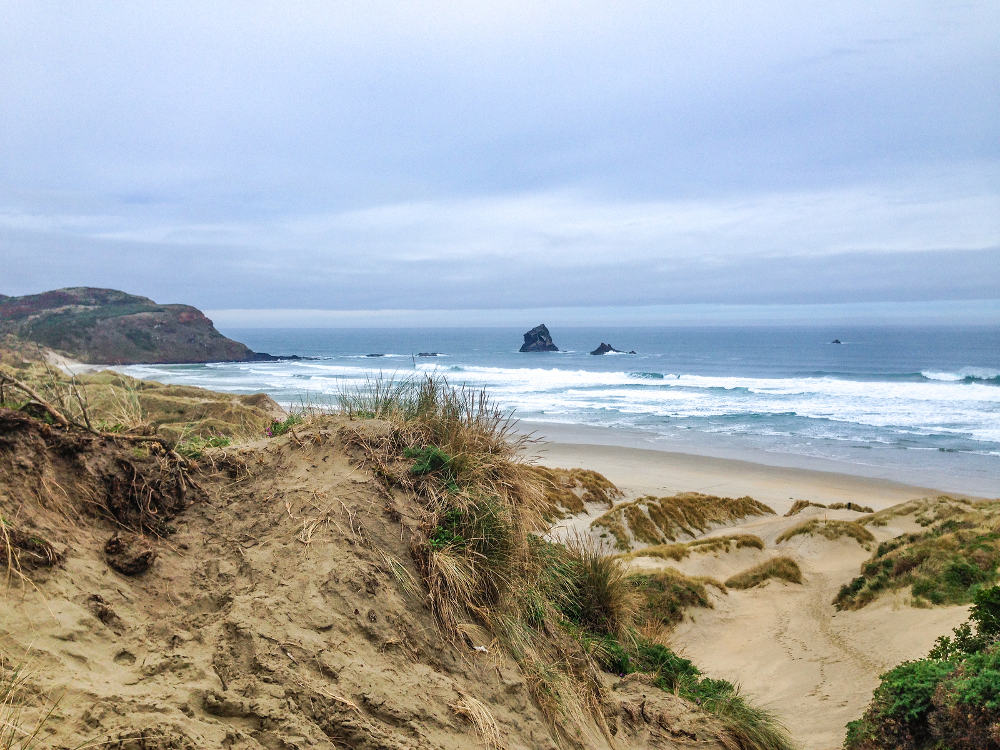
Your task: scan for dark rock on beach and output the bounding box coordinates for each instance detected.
[590,343,636,355]
[0,287,306,364]
[519,324,559,352]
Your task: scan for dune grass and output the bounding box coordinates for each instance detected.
[340,374,793,745]
[0,659,59,750]
[623,534,765,564]
[527,466,622,517]
[591,493,775,551]
[785,499,873,516]
[630,568,725,629]
[687,533,766,553]
[835,500,1000,610]
[725,557,803,589]
[776,519,875,547]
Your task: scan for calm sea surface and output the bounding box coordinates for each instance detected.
[119,325,1000,496]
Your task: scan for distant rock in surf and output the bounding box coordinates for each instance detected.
[519,324,559,352]
[831,339,842,344]
[365,353,385,357]
[417,352,442,357]
[590,343,636,355]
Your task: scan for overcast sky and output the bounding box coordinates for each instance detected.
[2,2,998,324]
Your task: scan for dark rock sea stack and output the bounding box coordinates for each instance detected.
[519,324,559,352]
[831,339,842,344]
[0,286,303,364]
[590,343,636,355]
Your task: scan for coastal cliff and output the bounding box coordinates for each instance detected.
[0,287,281,364]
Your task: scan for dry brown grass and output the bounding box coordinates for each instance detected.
[623,534,765,563]
[785,499,874,516]
[450,694,505,750]
[776,519,875,547]
[859,496,972,528]
[591,493,775,551]
[527,466,622,517]
[0,656,59,750]
[725,557,803,589]
[687,534,765,554]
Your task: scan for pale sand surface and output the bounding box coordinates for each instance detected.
[530,424,974,750]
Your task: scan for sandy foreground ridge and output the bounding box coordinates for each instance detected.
[0,354,989,749]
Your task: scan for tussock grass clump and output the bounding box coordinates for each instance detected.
[591,493,775,551]
[687,533,766,553]
[630,568,724,630]
[776,519,875,547]
[593,637,795,750]
[623,534,765,563]
[622,543,690,562]
[860,496,971,529]
[527,466,621,517]
[835,500,1000,610]
[725,557,803,589]
[786,499,873,516]
[559,537,640,641]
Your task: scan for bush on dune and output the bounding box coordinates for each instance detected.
[835,501,1000,611]
[845,584,1000,750]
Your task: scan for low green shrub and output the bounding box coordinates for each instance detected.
[835,504,1000,610]
[845,584,1000,749]
[266,413,303,437]
[175,433,231,459]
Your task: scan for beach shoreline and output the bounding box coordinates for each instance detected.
[521,419,989,509]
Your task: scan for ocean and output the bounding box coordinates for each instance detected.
[118,325,1000,496]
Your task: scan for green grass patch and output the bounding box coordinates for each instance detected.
[175,433,231,459]
[266,412,303,437]
[835,501,1000,610]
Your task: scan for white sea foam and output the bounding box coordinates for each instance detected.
[117,359,1000,451]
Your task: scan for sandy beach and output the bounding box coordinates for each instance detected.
[527,420,978,750]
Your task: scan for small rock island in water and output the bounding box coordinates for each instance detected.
[590,342,636,355]
[519,323,559,352]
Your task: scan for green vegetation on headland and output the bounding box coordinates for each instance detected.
[845,585,1000,750]
[0,287,287,363]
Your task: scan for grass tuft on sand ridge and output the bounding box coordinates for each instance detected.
[725,557,804,589]
[591,493,775,551]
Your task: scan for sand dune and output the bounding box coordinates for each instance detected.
[539,435,974,750]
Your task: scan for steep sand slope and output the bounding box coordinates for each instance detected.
[1,414,732,750]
